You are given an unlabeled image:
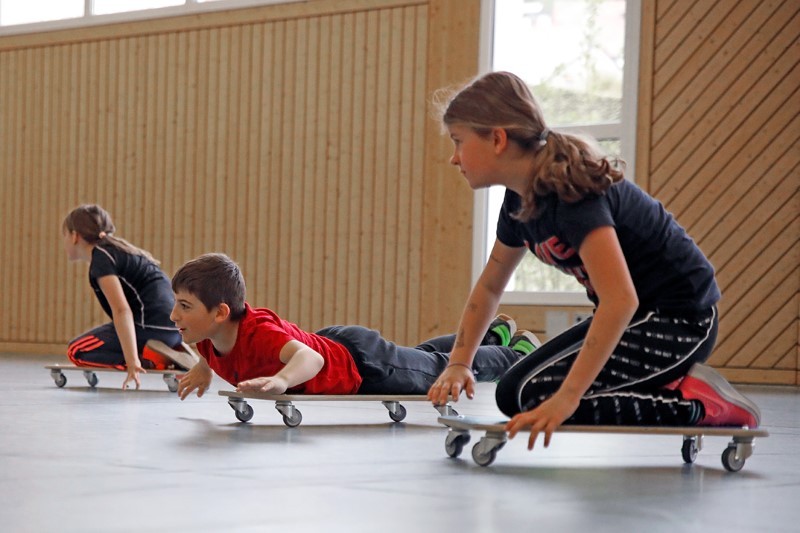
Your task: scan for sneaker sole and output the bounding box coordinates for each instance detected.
[146,340,196,371]
[688,364,761,426]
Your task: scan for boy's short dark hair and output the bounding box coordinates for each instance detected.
[172,253,246,320]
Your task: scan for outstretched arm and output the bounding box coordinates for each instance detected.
[428,240,526,405]
[505,226,639,449]
[96,275,144,390]
[236,340,325,394]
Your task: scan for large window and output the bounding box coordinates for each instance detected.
[475,0,640,305]
[0,0,301,33]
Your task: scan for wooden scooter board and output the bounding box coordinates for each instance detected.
[45,364,182,392]
[219,389,457,427]
[438,414,768,472]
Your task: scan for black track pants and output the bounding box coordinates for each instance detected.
[495,308,717,426]
[317,326,520,395]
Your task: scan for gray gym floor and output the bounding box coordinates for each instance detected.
[1,352,799,533]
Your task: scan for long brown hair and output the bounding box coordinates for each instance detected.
[62,204,159,264]
[437,71,625,220]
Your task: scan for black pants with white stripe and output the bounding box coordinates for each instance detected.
[495,307,717,426]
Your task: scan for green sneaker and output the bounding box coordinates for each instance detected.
[509,330,541,356]
[485,314,517,346]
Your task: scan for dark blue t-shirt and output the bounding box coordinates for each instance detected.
[89,244,177,331]
[496,179,720,312]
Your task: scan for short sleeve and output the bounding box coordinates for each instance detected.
[557,194,616,251]
[248,322,295,360]
[495,189,526,248]
[89,246,118,279]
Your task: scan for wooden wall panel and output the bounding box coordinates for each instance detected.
[0,0,481,353]
[2,0,794,388]
[639,0,800,384]
[419,0,480,338]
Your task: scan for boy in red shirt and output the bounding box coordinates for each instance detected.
[171,253,537,400]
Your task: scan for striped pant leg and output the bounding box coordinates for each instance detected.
[496,308,717,425]
[68,324,181,370]
[67,323,126,369]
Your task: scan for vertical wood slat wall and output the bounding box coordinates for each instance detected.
[638,0,799,385]
[0,0,481,353]
[1,0,796,387]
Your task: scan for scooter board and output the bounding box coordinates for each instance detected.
[45,364,182,393]
[438,414,769,472]
[219,390,457,427]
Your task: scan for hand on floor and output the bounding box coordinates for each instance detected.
[122,362,145,390]
[177,362,212,400]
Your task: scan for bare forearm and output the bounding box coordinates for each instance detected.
[275,347,324,389]
[450,245,521,365]
[112,309,140,367]
[449,284,502,365]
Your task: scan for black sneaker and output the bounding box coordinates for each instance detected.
[509,330,541,356]
[484,314,517,346]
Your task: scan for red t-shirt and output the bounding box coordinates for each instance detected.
[197,304,362,394]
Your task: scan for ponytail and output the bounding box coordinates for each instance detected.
[438,71,624,221]
[514,131,625,221]
[63,204,160,265]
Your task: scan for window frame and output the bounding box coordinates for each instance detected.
[472,0,641,306]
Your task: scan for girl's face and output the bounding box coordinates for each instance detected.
[62,229,82,262]
[447,124,499,190]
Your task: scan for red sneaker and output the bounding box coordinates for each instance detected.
[143,340,199,371]
[678,364,761,428]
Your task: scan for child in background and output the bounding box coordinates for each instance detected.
[427,71,760,450]
[62,204,196,389]
[170,253,538,400]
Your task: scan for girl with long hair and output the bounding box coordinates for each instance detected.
[62,204,193,389]
[427,72,760,450]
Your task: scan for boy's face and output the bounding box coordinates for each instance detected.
[170,290,221,344]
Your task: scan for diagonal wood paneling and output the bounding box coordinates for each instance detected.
[652,0,775,138]
[651,5,799,200]
[640,0,800,384]
[653,0,723,86]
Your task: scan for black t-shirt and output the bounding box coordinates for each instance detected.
[89,244,177,330]
[496,179,720,312]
